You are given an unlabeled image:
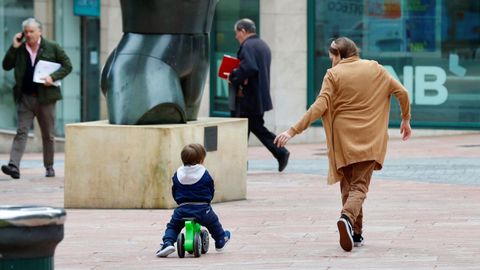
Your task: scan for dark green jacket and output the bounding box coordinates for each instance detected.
[2,37,72,104]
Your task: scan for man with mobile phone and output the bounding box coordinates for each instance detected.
[1,17,72,179]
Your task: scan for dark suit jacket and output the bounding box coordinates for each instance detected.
[2,37,72,105]
[230,35,273,116]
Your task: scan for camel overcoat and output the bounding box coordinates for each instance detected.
[288,56,411,184]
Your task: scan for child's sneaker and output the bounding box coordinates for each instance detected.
[337,215,353,252]
[353,233,364,247]
[215,231,231,252]
[155,242,175,257]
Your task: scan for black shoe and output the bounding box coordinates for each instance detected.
[353,233,364,247]
[46,167,55,177]
[337,214,353,252]
[2,164,20,179]
[277,150,290,172]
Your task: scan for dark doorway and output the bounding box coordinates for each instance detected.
[80,16,100,121]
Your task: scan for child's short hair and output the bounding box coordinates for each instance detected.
[181,143,207,166]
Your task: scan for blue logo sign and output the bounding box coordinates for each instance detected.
[74,0,100,17]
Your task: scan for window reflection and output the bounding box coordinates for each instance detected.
[0,0,34,130]
[313,0,480,128]
[210,0,259,116]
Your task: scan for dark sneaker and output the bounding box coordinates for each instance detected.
[277,150,290,172]
[353,233,364,247]
[155,242,175,257]
[215,231,231,252]
[2,164,20,179]
[337,215,353,252]
[46,167,55,177]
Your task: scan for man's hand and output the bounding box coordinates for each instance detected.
[224,72,231,84]
[400,119,412,141]
[13,32,23,48]
[274,131,292,148]
[43,75,55,87]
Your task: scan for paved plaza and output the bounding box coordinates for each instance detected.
[1,133,480,269]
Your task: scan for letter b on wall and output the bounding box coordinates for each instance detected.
[415,66,448,105]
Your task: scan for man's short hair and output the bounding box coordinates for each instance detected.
[234,18,256,33]
[22,17,42,31]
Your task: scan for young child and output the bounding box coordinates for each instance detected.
[156,143,231,257]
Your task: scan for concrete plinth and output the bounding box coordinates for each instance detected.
[64,118,248,209]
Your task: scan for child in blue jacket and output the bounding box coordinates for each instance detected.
[156,143,231,257]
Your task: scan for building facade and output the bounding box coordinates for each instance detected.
[0,0,479,151]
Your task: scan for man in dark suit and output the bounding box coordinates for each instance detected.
[1,17,72,179]
[229,18,289,172]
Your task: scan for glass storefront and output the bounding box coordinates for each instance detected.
[0,0,84,137]
[210,0,259,117]
[0,0,33,131]
[54,0,81,136]
[310,0,480,128]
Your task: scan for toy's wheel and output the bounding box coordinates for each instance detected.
[201,229,209,254]
[193,233,202,257]
[177,233,185,258]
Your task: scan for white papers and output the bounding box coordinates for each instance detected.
[33,60,62,86]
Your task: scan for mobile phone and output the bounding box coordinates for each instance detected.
[16,32,24,42]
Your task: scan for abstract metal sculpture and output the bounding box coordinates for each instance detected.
[101,0,218,124]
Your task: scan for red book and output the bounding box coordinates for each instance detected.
[218,55,240,79]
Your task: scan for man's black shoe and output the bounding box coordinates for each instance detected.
[46,167,55,177]
[278,150,290,172]
[1,164,20,179]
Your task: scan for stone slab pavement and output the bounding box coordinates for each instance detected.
[1,133,480,269]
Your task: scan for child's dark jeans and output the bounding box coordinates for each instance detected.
[162,204,226,244]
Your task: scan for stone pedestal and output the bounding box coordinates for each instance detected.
[64,118,247,209]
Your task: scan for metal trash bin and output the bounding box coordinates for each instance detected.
[0,205,66,270]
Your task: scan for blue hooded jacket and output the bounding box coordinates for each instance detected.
[171,164,214,205]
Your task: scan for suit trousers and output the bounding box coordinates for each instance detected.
[339,160,377,235]
[9,94,56,169]
[242,113,288,160]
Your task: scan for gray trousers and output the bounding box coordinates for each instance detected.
[9,94,56,169]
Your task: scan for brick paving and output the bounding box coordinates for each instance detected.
[1,133,480,269]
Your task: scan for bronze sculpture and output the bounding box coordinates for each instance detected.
[101,0,218,124]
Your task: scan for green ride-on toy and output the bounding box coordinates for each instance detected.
[176,218,209,258]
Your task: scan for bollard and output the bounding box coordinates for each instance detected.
[0,205,66,270]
